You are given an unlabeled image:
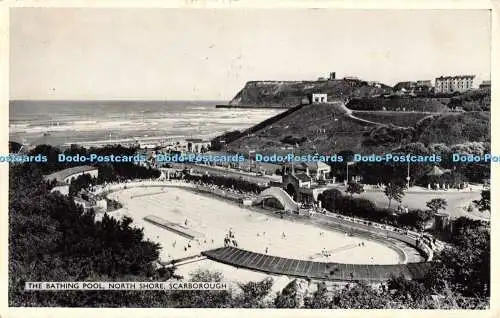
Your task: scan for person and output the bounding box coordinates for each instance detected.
[185,219,188,226]
[172,241,176,248]
[265,247,269,254]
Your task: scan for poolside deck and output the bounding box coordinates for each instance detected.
[202,247,432,282]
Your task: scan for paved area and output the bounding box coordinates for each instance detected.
[202,247,432,282]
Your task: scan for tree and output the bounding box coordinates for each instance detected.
[317,188,343,211]
[387,275,427,303]
[235,278,274,308]
[398,209,434,231]
[274,279,300,308]
[426,198,448,214]
[170,270,234,308]
[384,183,404,209]
[8,164,167,307]
[304,282,330,308]
[346,182,364,197]
[474,189,490,212]
[424,223,490,298]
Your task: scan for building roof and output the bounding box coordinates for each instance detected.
[44,165,97,183]
[426,165,444,177]
[305,161,331,171]
[284,161,331,171]
[294,172,312,182]
[436,75,475,79]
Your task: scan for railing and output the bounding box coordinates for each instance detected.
[314,211,433,261]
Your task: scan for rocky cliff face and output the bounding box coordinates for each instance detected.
[229,80,392,107]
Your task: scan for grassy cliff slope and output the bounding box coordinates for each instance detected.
[227,104,490,155]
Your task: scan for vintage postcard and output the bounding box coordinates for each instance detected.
[1,1,497,317]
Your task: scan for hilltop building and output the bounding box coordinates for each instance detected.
[416,80,432,87]
[435,75,475,93]
[310,93,328,104]
[317,72,336,81]
[393,81,417,91]
[368,81,382,88]
[393,80,432,96]
[479,80,491,89]
[281,162,335,203]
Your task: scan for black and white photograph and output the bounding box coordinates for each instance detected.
[3,2,495,312]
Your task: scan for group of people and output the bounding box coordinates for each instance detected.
[171,236,215,254]
[321,248,332,257]
[299,202,327,216]
[223,228,239,247]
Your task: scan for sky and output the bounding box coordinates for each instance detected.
[10,8,491,100]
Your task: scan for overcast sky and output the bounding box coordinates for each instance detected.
[10,8,491,100]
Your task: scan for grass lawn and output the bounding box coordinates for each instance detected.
[352,188,488,220]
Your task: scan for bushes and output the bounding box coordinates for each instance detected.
[318,191,429,230]
[362,125,415,147]
[184,173,266,194]
[398,209,434,231]
[319,192,388,223]
[281,135,307,145]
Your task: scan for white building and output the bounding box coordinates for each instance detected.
[44,165,99,185]
[435,75,475,93]
[311,93,327,104]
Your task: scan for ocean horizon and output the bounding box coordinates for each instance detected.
[9,100,284,147]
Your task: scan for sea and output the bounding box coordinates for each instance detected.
[9,100,284,147]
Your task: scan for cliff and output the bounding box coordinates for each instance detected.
[228,79,392,107]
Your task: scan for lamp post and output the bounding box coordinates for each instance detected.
[248,150,255,171]
[406,161,410,189]
[346,162,349,184]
